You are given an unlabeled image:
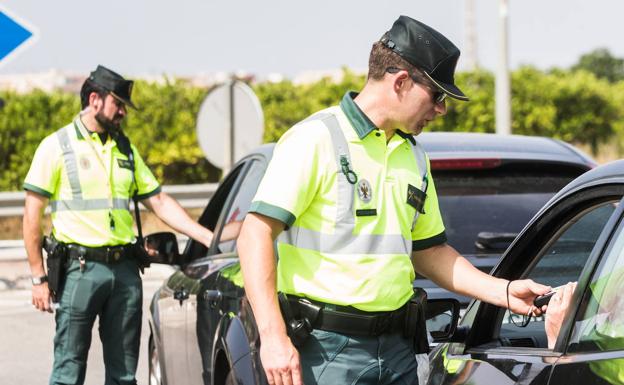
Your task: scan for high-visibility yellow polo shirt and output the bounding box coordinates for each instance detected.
[23,115,161,247]
[250,92,446,312]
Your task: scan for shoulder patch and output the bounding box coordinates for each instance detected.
[117,158,133,170]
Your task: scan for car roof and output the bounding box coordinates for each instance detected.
[551,159,624,199]
[416,132,595,168]
[250,132,595,169]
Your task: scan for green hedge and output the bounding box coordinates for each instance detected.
[1,67,623,191]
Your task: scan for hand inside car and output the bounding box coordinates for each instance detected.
[545,282,577,349]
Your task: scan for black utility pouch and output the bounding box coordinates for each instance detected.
[132,241,151,273]
[278,293,314,347]
[43,236,68,303]
[404,287,430,354]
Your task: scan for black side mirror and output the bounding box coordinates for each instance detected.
[426,298,461,342]
[143,232,184,265]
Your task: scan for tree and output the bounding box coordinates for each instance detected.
[572,48,624,83]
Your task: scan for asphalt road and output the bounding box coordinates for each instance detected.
[0,261,174,385]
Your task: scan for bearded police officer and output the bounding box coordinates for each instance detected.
[22,65,213,385]
[237,16,551,385]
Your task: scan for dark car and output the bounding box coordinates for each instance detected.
[146,133,595,385]
[416,133,595,303]
[428,159,624,385]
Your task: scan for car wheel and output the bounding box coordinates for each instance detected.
[149,335,163,385]
[225,370,237,385]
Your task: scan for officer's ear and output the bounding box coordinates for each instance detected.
[88,92,104,111]
[391,70,411,95]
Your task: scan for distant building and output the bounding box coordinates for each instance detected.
[0,68,364,93]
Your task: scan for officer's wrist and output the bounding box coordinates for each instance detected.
[31,275,48,285]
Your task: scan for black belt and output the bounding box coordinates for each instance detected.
[288,296,406,337]
[66,243,133,264]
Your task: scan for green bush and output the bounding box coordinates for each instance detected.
[1,67,623,191]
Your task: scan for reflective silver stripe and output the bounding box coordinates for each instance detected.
[280,226,411,255]
[321,114,355,224]
[56,126,82,199]
[410,139,428,230]
[411,140,428,190]
[50,198,130,212]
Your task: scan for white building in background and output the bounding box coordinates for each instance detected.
[0,68,365,94]
[0,69,85,93]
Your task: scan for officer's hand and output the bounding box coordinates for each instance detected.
[507,279,551,317]
[260,332,303,385]
[32,282,53,313]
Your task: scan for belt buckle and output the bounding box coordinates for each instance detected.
[106,247,122,263]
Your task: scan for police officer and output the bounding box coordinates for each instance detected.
[237,16,551,385]
[22,65,213,385]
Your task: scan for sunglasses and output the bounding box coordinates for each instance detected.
[386,67,447,104]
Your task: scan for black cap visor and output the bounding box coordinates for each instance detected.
[423,72,469,102]
[110,91,138,110]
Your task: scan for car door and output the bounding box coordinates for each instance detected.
[429,185,624,385]
[548,201,624,385]
[157,270,197,384]
[157,160,251,385]
[184,156,268,385]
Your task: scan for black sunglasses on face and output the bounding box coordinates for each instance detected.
[386,67,447,104]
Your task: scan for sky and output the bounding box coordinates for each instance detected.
[1,0,623,78]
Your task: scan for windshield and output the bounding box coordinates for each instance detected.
[435,173,577,256]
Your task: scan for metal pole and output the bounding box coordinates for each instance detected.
[496,0,512,135]
[229,80,236,169]
[224,80,235,175]
[465,0,478,70]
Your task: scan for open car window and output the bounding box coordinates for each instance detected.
[496,200,618,349]
[213,159,265,254]
[569,203,624,354]
[182,162,247,262]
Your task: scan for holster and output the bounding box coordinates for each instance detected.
[278,293,316,347]
[132,240,151,273]
[43,235,68,303]
[404,287,430,354]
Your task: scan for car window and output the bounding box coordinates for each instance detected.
[183,163,246,262]
[215,159,265,254]
[435,172,577,255]
[498,201,617,348]
[524,203,617,288]
[569,203,624,353]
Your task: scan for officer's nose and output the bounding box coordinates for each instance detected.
[118,104,127,117]
[434,100,447,116]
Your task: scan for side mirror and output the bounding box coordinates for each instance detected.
[144,232,184,265]
[426,298,460,342]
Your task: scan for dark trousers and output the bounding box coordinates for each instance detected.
[299,330,424,385]
[49,258,142,385]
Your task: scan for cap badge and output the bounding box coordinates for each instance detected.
[357,179,372,203]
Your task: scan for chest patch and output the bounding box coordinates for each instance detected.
[79,155,91,170]
[407,184,426,214]
[117,158,133,170]
[357,179,372,203]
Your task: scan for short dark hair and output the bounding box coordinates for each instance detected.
[79,78,108,109]
[367,41,434,88]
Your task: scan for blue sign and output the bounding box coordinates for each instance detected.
[0,10,33,62]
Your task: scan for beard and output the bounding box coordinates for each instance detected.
[95,111,123,135]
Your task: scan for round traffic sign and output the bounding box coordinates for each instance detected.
[196,81,264,170]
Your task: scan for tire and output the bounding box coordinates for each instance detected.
[148,335,164,385]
